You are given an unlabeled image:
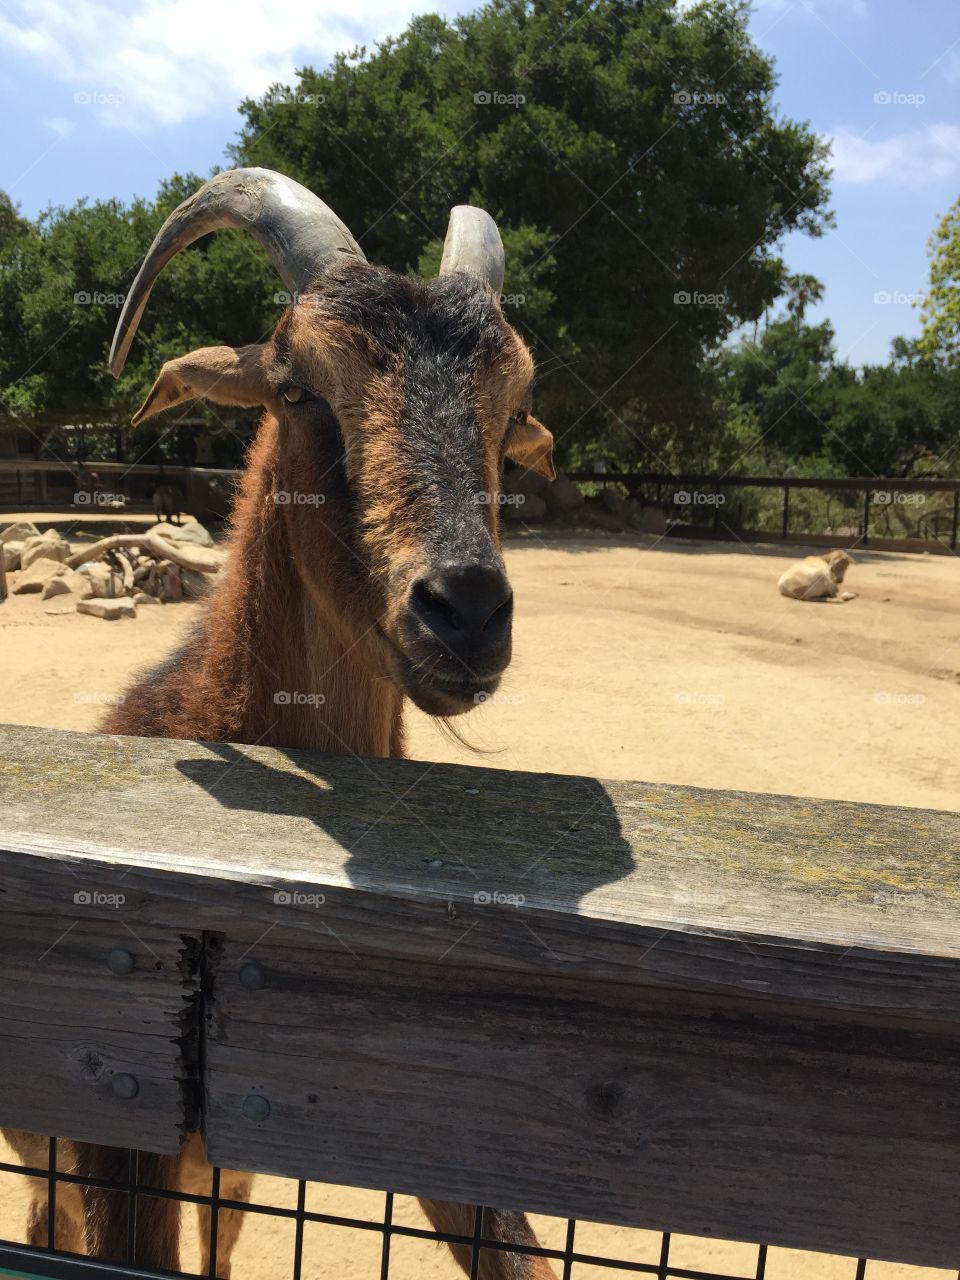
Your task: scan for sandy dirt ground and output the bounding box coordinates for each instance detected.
[1,515,958,1279]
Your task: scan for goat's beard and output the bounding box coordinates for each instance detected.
[375,624,505,716]
[405,679,500,718]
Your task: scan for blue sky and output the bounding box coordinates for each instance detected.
[1,0,958,365]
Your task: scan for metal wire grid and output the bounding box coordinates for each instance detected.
[1,1141,956,1280]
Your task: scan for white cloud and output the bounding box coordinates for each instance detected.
[746,0,868,14]
[0,0,447,129]
[43,116,75,137]
[828,123,960,185]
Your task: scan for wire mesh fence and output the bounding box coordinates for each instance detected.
[1,1139,957,1280]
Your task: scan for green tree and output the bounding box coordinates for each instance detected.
[0,177,278,460]
[717,318,840,463]
[919,197,960,360]
[233,0,832,461]
[782,271,824,325]
[823,338,955,477]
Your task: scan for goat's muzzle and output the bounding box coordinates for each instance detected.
[385,561,514,715]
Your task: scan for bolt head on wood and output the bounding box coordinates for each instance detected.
[242,1094,270,1122]
[111,1073,139,1100]
[107,948,135,976]
[239,962,265,990]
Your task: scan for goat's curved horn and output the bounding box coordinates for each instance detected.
[438,206,505,296]
[110,167,365,376]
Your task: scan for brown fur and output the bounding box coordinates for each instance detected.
[13,261,557,1278]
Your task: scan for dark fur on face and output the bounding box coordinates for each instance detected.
[119,257,554,723]
[267,260,543,715]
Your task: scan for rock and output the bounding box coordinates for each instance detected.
[21,530,72,569]
[180,568,213,599]
[503,465,550,500]
[160,565,183,601]
[502,493,547,521]
[12,558,68,593]
[41,568,92,600]
[634,503,667,535]
[581,506,626,532]
[147,520,214,548]
[133,590,160,605]
[543,475,584,516]
[41,575,72,600]
[2,540,23,572]
[76,562,123,599]
[600,486,632,519]
[76,597,137,620]
[0,521,40,546]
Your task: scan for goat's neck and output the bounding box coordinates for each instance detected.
[207,427,404,759]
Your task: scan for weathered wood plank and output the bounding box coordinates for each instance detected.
[204,933,960,1270]
[0,913,194,1151]
[1,723,960,1267]
[1,724,959,1019]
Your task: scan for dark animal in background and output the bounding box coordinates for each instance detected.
[152,482,184,524]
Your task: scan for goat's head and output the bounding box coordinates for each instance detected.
[111,169,554,716]
[825,549,854,583]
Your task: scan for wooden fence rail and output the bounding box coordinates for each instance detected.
[0,724,958,1269]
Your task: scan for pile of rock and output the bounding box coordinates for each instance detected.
[0,520,224,620]
[500,470,666,534]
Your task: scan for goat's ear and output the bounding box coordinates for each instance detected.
[132,345,270,426]
[505,414,556,480]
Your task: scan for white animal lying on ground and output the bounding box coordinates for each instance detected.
[778,549,857,602]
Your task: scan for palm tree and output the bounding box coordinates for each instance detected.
[783,271,825,325]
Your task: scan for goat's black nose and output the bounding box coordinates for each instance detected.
[409,564,513,649]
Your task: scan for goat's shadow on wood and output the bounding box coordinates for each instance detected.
[175,740,636,919]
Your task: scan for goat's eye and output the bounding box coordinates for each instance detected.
[281,381,320,401]
[509,410,528,427]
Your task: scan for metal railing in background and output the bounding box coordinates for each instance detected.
[5,459,960,551]
[569,472,960,550]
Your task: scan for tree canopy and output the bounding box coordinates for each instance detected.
[920,196,960,363]
[0,0,955,479]
[233,0,831,455]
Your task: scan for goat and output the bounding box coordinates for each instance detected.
[777,549,857,602]
[152,482,184,524]
[5,169,557,1280]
